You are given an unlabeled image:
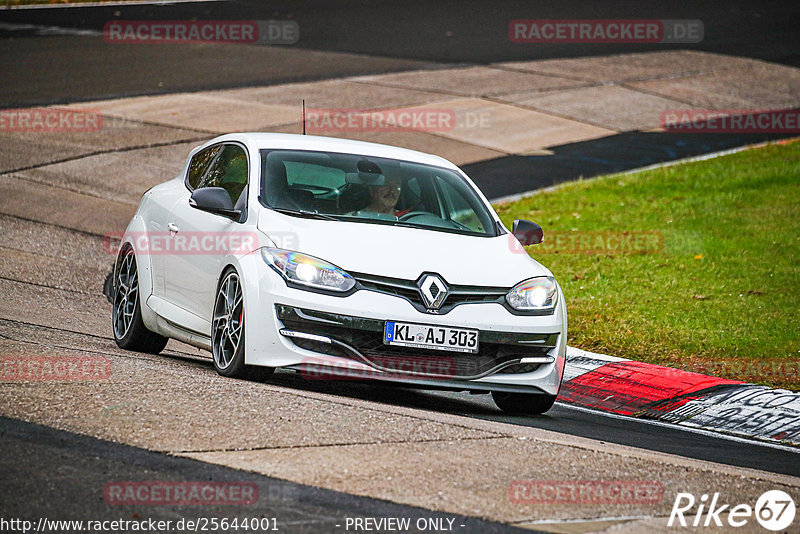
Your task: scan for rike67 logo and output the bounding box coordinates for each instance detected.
[668,490,796,531]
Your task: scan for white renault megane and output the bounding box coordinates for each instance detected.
[111,133,567,414]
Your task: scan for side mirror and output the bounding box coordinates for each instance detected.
[189,187,240,219]
[512,219,544,246]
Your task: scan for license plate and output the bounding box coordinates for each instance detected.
[384,321,479,354]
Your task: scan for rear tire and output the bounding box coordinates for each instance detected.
[112,246,169,354]
[492,391,557,415]
[212,268,274,381]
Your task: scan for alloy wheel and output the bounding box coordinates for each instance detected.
[212,271,244,369]
[113,248,139,340]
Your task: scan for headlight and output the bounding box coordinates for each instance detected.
[506,276,558,312]
[261,248,355,293]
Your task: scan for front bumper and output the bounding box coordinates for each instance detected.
[277,304,558,380]
[238,250,567,395]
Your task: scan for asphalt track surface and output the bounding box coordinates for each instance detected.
[2,345,798,529]
[1,0,797,198]
[2,0,800,529]
[262,371,800,479]
[465,131,793,200]
[1,0,799,107]
[0,416,533,533]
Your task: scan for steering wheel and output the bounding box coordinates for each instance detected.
[398,211,432,221]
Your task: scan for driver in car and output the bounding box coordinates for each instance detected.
[348,176,402,219]
[365,176,401,214]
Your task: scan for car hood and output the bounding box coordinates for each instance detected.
[257,210,551,287]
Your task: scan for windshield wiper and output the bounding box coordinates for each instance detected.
[391,220,421,229]
[271,207,340,221]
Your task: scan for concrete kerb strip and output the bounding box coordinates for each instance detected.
[561,346,800,448]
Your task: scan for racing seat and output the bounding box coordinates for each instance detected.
[263,158,317,211]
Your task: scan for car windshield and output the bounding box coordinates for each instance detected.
[259,149,498,237]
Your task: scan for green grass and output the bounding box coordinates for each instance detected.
[494,139,800,390]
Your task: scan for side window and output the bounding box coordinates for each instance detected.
[435,176,485,233]
[186,145,223,189]
[196,144,249,206]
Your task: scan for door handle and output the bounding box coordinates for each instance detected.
[167,223,180,234]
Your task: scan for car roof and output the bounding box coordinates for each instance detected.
[208,133,460,170]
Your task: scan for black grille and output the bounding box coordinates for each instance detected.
[354,275,420,302]
[276,305,556,379]
[351,272,508,314]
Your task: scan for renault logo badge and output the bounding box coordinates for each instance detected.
[417,274,449,310]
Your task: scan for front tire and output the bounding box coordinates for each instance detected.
[492,391,557,415]
[212,268,274,381]
[112,246,169,354]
